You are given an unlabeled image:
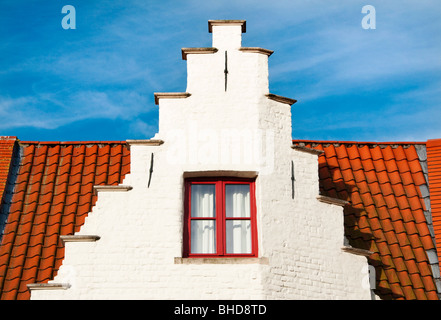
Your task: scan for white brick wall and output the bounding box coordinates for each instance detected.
[30,21,371,300]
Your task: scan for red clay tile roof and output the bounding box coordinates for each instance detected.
[1,137,440,300]
[427,139,441,265]
[293,140,440,300]
[0,141,130,300]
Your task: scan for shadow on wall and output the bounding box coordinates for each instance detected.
[319,163,406,300]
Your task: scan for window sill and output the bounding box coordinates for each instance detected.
[174,257,269,265]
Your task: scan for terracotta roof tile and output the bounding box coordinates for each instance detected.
[393,257,407,272]
[403,258,420,275]
[420,233,435,250]
[417,261,433,277]
[384,230,399,245]
[392,219,408,235]
[397,270,413,287]
[293,140,440,300]
[401,285,417,300]
[416,223,432,239]
[396,232,411,247]
[421,274,437,292]
[0,141,130,299]
[379,217,394,233]
[426,291,439,300]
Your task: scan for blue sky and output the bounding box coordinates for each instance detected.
[1,0,440,142]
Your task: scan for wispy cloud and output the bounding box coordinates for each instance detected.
[0,1,184,134]
[0,90,152,130]
[0,0,440,142]
[271,2,441,100]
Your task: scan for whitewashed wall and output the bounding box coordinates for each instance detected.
[30,21,371,300]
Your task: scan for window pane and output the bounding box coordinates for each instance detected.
[191,184,215,217]
[225,184,250,218]
[226,220,251,254]
[191,220,216,254]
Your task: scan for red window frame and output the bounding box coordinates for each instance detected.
[183,177,258,258]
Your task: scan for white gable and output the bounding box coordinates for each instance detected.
[28,20,373,300]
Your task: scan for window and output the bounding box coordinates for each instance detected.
[184,177,257,257]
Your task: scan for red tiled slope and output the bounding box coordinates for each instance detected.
[0,141,130,300]
[0,137,16,201]
[427,139,441,264]
[293,140,439,300]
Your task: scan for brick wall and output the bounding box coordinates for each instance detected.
[0,137,16,200]
[427,139,441,264]
[0,136,17,240]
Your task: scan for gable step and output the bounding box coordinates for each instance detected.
[27,283,70,290]
[60,235,101,244]
[93,185,133,193]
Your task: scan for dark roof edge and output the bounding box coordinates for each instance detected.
[291,145,324,155]
[0,140,21,243]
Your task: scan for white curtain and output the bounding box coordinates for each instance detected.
[191,184,216,253]
[191,221,216,254]
[225,185,251,254]
[226,185,250,217]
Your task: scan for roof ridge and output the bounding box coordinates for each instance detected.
[293,139,426,146]
[19,141,128,146]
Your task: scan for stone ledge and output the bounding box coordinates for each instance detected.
[27,283,70,290]
[239,47,274,56]
[181,47,218,60]
[126,139,164,146]
[341,246,374,257]
[266,93,297,106]
[60,235,101,244]
[317,195,349,207]
[154,92,191,105]
[93,185,133,192]
[208,20,246,33]
[174,257,269,265]
[291,145,324,155]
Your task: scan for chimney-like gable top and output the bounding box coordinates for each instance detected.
[208,20,246,33]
